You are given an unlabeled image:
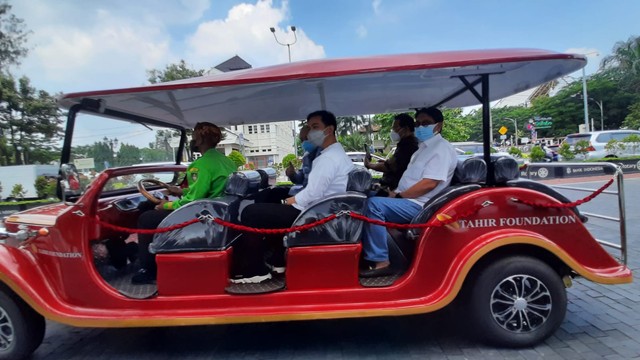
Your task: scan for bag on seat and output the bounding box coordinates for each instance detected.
[284,168,372,247]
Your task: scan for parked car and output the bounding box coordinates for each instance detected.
[452,142,525,165]
[564,130,640,160]
[346,151,385,177]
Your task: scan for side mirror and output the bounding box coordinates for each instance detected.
[58,163,83,202]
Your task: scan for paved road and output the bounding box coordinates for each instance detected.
[33,177,640,359]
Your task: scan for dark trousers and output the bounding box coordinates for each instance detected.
[233,203,301,276]
[137,209,172,274]
[252,186,291,204]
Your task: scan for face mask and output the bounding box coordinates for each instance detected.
[301,140,317,153]
[390,130,401,143]
[308,128,328,147]
[415,124,437,142]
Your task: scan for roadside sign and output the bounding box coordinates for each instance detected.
[74,158,95,169]
[498,126,508,135]
[500,135,507,140]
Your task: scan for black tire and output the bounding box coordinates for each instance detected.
[466,256,566,347]
[0,289,46,360]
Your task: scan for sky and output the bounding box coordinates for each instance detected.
[6,0,640,146]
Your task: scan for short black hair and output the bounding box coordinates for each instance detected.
[306,110,337,132]
[415,107,444,123]
[394,113,415,132]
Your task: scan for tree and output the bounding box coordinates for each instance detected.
[601,36,640,77]
[147,60,206,84]
[10,183,26,199]
[34,175,56,198]
[558,143,575,161]
[440,108,473,142]
[0,74,63,165]
[623,102,640,130]
[0,2,30,70]
[227,150,245,168]
[338,133,367,151]
[116,143,141,166]
[281,153,297,167]
[529,146,546,162]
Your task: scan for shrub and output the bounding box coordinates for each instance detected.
[281,153,297,167]
[573,140,591,158]
[605,139,625,157]
[622,134,640,155]
[34,176,58,198]
[529,146,546,162]
[558,143,575,161]
[10,184,27,199]
[227,150,246,169]
[508,147,522,157]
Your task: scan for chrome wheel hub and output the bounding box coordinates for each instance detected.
[490,274,552,333]
[0,307,14,350]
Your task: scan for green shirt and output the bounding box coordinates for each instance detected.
[163,149,237,210]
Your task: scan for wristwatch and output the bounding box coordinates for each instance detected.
[281,199,288,205]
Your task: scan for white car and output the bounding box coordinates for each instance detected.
[564,130,640,159]
[452,141,524,165]
[345,151,385,177]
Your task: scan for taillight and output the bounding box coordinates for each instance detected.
[586,142,596,151]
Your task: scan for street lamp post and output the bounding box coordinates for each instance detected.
[581,67,590,132]
[269,26,298,157]
[591,98,604,130]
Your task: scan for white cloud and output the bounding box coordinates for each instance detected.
[186,0,325,68]
[372,0,382,14]
[356,25,368,39]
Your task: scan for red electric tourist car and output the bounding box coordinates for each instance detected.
[0,49,632,359]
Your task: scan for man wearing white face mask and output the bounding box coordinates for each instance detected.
[365,113,418,195]
[233,110,354,283]
[360,107,458,278]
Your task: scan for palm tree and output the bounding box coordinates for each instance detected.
[601,36,640,75]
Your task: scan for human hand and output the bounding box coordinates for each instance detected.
[387,191,396,198]
[167,185,183,196]
[154,199,168,210]
[285,163,295,177]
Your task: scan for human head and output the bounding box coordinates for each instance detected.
[392,113,415,138]
[306,110,337,148]
[193,122,223,150]
[299,124,311,141]
[415,107,444,134]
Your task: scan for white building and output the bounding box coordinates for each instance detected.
[212,56,296,168]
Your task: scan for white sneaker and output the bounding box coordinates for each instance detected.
[229,273,272,284]
[266,263,286,274]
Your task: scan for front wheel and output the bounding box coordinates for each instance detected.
[0,289,46,360]
[466,256,567,347]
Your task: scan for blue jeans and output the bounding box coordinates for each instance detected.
[362,197,422,262]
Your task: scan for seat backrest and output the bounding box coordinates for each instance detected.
[150,196,242,253]
[225,171,262,197]
[494,156,520,183]
[284,193,368,247]
[346,168,372,193]
[256,167,277,188]
[453,158,486,185]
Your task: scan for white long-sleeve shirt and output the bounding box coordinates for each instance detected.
[293,142,354,211]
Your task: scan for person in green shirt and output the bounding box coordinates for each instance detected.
[132,122,237,284]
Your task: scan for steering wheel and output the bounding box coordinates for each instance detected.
[137,179,170,204]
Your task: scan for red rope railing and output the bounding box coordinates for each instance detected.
[513,176,615,208]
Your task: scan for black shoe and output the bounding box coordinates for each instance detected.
[131,269,156,284]
[359,265,396,278]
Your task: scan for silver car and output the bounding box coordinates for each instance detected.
[564,130,640,159]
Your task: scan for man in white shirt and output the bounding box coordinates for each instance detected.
[360,107,458,278]
[233,110,354,283]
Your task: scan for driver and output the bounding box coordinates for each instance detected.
[132,122,237,285]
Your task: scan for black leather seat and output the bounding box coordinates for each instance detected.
[283,168,372,247]
[387,158,487,271]
[149,171,261,253]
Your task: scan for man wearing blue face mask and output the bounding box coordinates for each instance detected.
[360,107,458,278]
[286,125,322,195]
[232,110,354,283]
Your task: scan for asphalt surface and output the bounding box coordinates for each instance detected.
[31,176,640,359]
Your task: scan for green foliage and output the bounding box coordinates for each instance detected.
[10,183,26,199]
[227,150,246,168]
[338,133,367,151]
[558,143,575,161]
[529,146,546,162]
[573,140,591,157]
[0,3,30,70]
[116,143,142,166]
[605,139,625,157]
[623,102,640,130]
[281,153,298,168]
[147,60,205,84]
[508,147,522,157]
[35,176,50,198]
[0,198,57,206]
[622,134,640,154]
[0,74,63,165]
[440,108,472,142]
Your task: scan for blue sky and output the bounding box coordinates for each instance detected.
[9,0,639,95]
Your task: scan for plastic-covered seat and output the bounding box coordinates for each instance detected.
[284,168,372,247]
[494,156,520,183]
[149,171,261,253]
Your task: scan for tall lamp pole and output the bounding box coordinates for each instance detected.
[270,26,298,157]
[581,67,590,131]
[590,98,604,130]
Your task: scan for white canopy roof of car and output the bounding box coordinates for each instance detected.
[58,49,586,129]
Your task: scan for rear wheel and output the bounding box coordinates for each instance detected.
[466,256,566,347]
[0,289,45,360]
